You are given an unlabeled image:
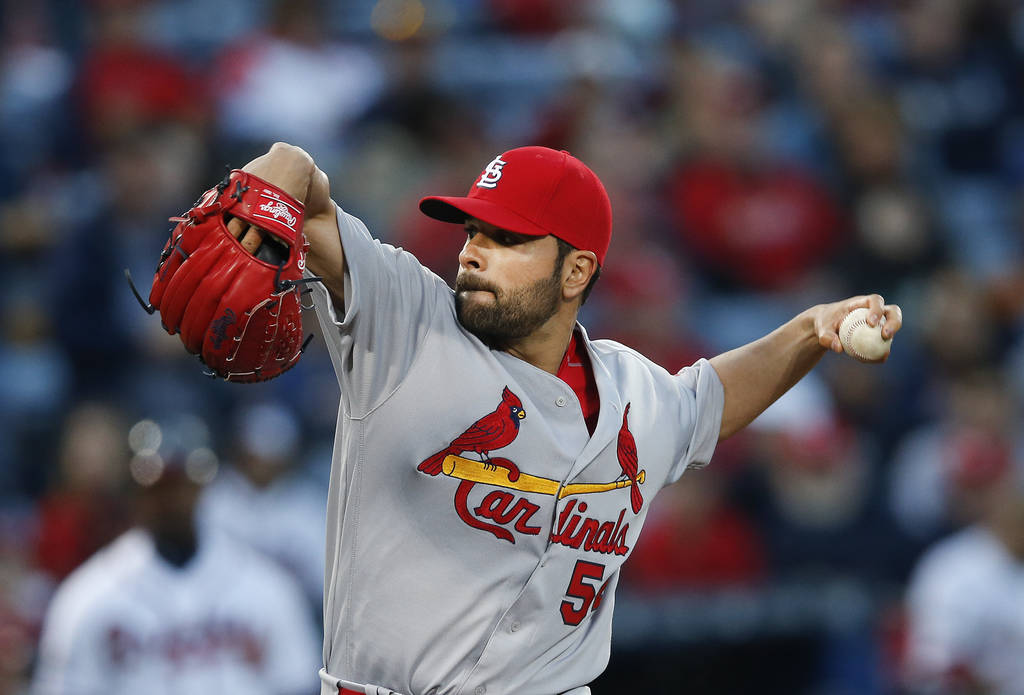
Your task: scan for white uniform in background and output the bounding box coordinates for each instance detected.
[905,526,1024,694]
[198,465,327,609]
[33,528,321,695]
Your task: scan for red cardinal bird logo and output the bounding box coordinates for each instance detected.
[616,403,644,514]
[418,386,525,481]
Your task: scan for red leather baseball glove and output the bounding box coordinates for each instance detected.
[130,170,315,382]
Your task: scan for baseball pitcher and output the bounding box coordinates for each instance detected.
[140,143,902,695]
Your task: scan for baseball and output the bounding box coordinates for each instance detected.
[839,307,891,362]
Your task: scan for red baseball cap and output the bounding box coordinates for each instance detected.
[419,146,613,266]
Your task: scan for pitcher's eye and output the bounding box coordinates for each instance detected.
[497,232,527,246]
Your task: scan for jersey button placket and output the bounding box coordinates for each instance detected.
[474,686,487,695]
[555,396,567,407]
[510,620,521,632]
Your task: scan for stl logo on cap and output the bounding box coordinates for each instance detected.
[476,156,507,189]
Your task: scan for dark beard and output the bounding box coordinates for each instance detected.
[455,269,562,348]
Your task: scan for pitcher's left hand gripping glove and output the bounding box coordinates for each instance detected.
[131,170,317,382]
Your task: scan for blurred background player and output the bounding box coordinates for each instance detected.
[903,453,1024,694]
[197,402,327,618]
[32,416,320,695]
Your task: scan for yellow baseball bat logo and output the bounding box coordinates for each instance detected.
[441,455,644,500]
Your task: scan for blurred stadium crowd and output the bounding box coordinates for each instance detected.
[2,0,1024,692]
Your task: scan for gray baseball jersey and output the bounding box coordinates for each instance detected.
[310,206,724,695]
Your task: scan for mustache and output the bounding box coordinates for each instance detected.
[455,274,500,295]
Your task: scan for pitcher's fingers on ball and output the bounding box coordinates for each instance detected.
[881,304,903,339]
[865,294,885,327]
[838,295,871,325]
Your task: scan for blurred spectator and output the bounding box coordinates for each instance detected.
[587,245,705,373]
[32,414,320,695]
[33,403,130,582]
[197,403,327,614]
[531,76,604,153]
[342,37,490,279]
[143,0,272,62]
[0,291,71,495]
[731,377,910,695]
[842,184,945,298]
[0,3,74,196]
[624,466,764,592]
[917,269,999,376]
[830,96,906,188]
[47,126,208,398]
[0,505,52,693]
[789,14,877,121]
[357,38,464,150]
[889,368,1019,543]
[903,459,1024,694]
[885,0,1023,281]
[819,90,947,299]
[886,0,1019,178]
[75,0,207,147]
[211,0,384,159]
[736,375,909,584]
[664,44,844,293]
[666,153,843,292]
[488,0,577,35]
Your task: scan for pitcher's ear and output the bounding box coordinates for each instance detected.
[564,251,598,299]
